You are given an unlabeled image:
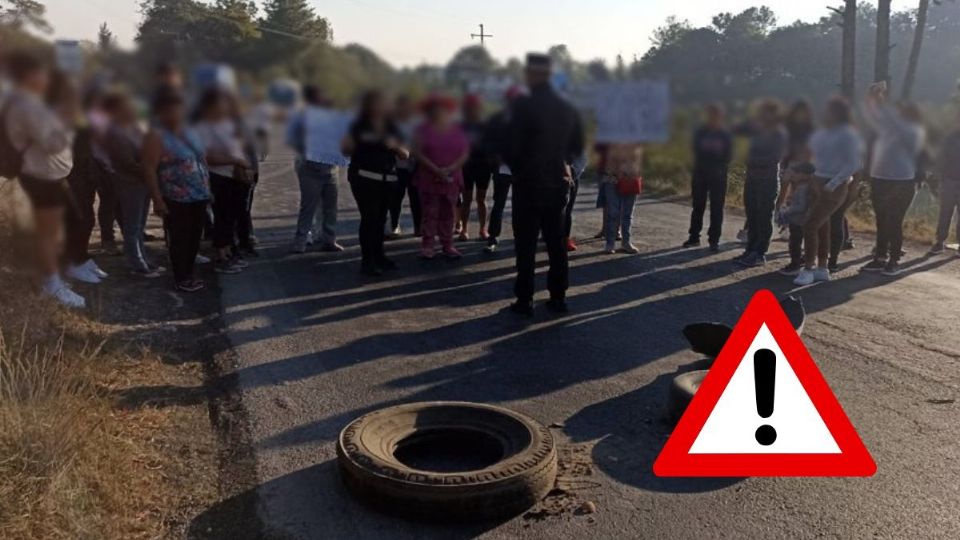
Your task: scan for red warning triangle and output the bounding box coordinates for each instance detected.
[654,289,876,477]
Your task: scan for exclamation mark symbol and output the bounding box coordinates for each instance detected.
[754,349,777,446]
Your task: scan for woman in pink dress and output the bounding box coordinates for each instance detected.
[412,95,470,259]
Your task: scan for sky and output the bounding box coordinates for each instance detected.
[42,0,902,67]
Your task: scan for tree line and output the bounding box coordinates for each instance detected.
[3,2,960,108]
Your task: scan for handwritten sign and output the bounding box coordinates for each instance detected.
[304,107,352,167]
[593,81,671,144]
[54,40,84,75]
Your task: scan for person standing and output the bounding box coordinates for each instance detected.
[412,94,469,259]
[103,91,164,278]
[733,100,787,267]
[388,94,421,238]
[505,53,585,316]
[600,144,643,255]
[793,97,863,286]
[1,51,84,307]
[287,86,347,254]
[457,93,492,242]
[62,86,110,285]
[193,88,254,274]
[483,85,524,253]
[563,153,588,252]
[931,110,960,256]
[86,92,122,256]
[143,88,212,293]
[342,90,409,277]
[684,103,733,252]
[225,92,261,257]
[860,83,927,276]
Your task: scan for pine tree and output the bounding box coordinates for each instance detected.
[97,22,114,52]
[257,0,331,68]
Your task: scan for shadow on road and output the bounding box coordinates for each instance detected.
[187,460,508,540]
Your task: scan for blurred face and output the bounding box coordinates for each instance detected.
[158,70,182,89]
[158,102,184,128]
[525,68,549,88]
[115,100,137,124]
[394,97,414,120]
[427,104,450,124]
[792,107,812,125]
[705,107,724,128]
[22,68,50,95]
[463,102,482,122]
[367,94,386,120]
[206,96,229,120]
[758,107,779,128]
[821,107,838,127]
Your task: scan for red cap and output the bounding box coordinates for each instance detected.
[419,93,457,113]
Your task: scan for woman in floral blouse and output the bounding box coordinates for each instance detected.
[143,87,212,292]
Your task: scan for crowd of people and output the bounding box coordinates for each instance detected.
[686,81,958,285]
[1,48,959,315]
[0,52,268,306]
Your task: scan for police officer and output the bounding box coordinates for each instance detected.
[505,53,584,316]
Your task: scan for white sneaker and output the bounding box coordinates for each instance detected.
[196,254,212,264]
[813,268,831,283]
[66,263,102,284]
[46,285,86,309]
[793,269,815,286]
[81,259,108,279]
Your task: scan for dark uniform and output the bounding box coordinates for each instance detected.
[505,75,584,308]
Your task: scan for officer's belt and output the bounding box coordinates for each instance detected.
[357,169,399,182]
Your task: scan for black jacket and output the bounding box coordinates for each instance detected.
[505,83,584,197]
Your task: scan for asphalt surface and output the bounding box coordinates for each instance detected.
[206,145,960,539]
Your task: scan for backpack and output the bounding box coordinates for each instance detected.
[0,97,25,178]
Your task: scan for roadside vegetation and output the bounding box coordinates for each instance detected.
[0,183,220,539]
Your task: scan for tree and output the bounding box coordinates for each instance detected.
[446,45,497,84]
[829,0,858,99]
[649,16,692,51]
[190,0,260,64]
[586,59,612,82]
[97,22,114,52]
[876,0,892,83]
[901,0,932,99]
[0,0,50,32]
[712,7,777,38]
[257,0,331,69]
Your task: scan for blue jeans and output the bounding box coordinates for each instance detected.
[116,180,151,271]
[604,182,637,248]
[295,160,339,245]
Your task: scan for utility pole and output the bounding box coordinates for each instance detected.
[471,23,493,46]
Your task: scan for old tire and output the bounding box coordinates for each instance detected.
[666,370,709,424]
[337,402,557,521]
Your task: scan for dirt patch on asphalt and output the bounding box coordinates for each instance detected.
[523,442,601,525]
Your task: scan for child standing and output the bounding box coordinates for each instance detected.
[734,100,787,267]
[777,161,815,275]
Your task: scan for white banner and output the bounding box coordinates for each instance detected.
[593,81,671,144]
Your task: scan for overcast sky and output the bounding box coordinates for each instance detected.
[44,0,900,67]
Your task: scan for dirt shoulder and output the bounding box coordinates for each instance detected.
[0,213,261,538]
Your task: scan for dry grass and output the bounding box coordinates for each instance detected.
[0,198,220,539]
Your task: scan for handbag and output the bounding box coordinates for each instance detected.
[617,175,642,197]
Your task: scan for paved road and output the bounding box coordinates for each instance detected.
[205,146,960,539]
